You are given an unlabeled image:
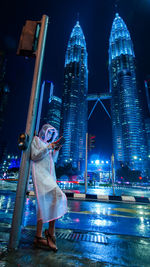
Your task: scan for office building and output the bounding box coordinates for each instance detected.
[109,13,147,173]
[59,21,88,170]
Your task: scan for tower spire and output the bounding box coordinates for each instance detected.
[114,0,119,14]
[77,12,80,22]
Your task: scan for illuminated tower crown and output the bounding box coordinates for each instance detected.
[109,13,134,64]
[65,21,87,68]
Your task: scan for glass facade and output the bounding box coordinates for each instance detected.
[109,13,148,174]
[43,96,62,133]
[145,79,150,114]
[59,21,88,170]
[145,118,150,158]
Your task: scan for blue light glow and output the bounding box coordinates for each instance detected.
[65,21,87,67]
[109,13,135,63]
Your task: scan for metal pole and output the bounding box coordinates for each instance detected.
[35,80,45,134]
[8,15,49,249]
[88,99,99,120]
[98,99,111,119]
[85,133,88,194]
[111,154,115,196]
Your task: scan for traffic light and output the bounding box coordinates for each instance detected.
[88,134,96,151]
[18,133,29,150]
[17,20,41,57]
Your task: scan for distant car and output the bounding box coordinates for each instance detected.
[3,172,18,182]
[59,175,69,181]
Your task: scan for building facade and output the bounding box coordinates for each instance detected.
[0,51,9,137]
[145,78,150,172]
[43,95,62,133]
[145,78,150,114]
[109,13,147,174]
[59,21,88,170]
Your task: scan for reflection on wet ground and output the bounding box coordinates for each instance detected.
[1,180,150,197]
[0,190,150,238]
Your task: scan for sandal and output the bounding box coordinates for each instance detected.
[33,236,49,250]
[44,229,58,252]
[51,235,56,245]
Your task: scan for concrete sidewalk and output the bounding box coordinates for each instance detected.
[0,225,150,266]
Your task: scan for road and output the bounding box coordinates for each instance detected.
[1,179,150,197]
[0,190,150,238]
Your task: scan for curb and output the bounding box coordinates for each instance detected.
[26,191,150,204]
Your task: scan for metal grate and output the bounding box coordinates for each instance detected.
[55,231,107,244]
[0,225,107,245]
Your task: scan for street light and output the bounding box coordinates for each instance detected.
[95,160,100,165]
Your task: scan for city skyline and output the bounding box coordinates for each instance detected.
[0,0,150,160]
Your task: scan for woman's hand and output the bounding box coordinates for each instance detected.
[55,145,62,151]
[47,143,55,150]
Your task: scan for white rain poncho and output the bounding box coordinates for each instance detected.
[31,124,67,223]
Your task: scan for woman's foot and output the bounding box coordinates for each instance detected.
[33,236,48,249]
[44,229,58,252]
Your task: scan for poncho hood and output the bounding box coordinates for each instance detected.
[39,124,58,143]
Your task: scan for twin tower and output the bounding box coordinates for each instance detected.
[59,13,148,174]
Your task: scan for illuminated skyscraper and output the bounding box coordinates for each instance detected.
[43,95,62,133]
[145,78,150,114]
[109,13,147,173]
[0,51,9,135]
[40,82,62,133]
[0,51,9,164]
[144,78,150,167]
[59,21,88,169]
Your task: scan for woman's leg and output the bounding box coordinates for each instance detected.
[36,219,43,237]
[48,220,55,236]
[45,220,57,251]
[34,219,47,247]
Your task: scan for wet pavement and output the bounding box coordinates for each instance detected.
[1,180,150,197]
[1,227,150,266]
[1,190,150,238]
[1,188,150,266]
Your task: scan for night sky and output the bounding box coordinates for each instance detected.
[1,0,150,160]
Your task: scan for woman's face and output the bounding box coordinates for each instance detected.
[45,129,53,141]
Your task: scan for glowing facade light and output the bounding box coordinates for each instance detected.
[95,160,100,165]
[133,156,137,160]
[109,13,135,64]
[65,21,87,67]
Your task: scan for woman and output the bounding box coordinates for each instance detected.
[31,124,67,251]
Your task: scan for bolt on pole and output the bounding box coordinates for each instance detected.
[8,15,49,250]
